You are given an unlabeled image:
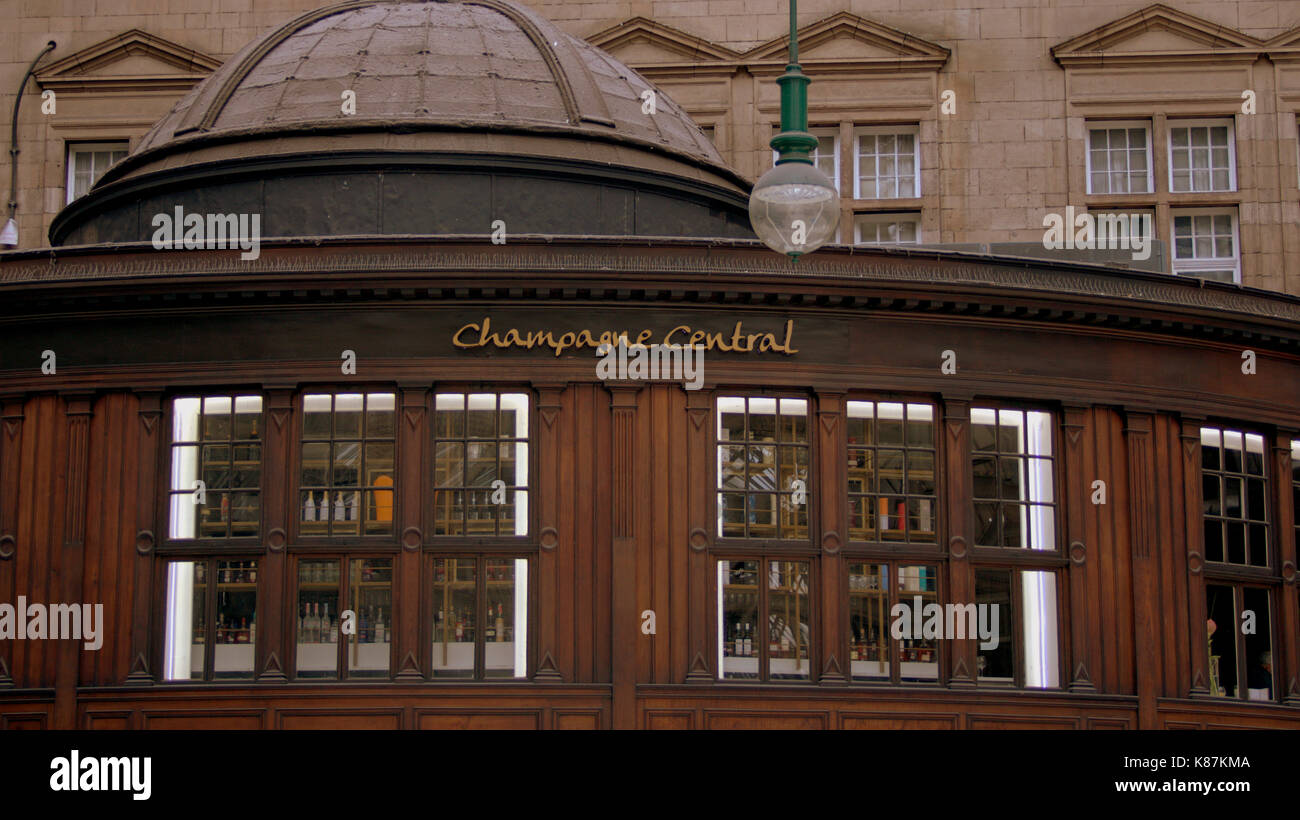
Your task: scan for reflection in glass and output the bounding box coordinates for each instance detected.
[168,395,262,539]
[163,560,205,681]
[1201,427,1270,568]
[433,393,529,536]
[432,558,476,677]
[898,565,939,682]
[975,569,1013,683]
[716,397,809,539]
[348,558,392,678]
[485,558,526,678]
[970,408,1055,549]
[718,560,759,679]
[164,559,257,680]
[768,561,810,680]
[848,563,888,680]
[296,559,340,678]
[847,402,936,544]
[300,393,396,537]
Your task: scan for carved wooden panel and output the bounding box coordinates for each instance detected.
[415,710,541,730]
[940,398,975,687]
[1061,405,1095,692]
[144,710,266,730]
[277,709,402,730]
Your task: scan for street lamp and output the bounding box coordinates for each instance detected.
[748,0,838,259]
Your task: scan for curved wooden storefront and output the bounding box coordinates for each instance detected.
[0,237,1298,729]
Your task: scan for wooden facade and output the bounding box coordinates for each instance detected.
[1,238,1298,729]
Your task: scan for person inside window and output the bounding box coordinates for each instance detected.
[1246,650,1272,701]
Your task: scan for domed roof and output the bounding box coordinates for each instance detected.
[53,0,754,246]
[123,0,725,173]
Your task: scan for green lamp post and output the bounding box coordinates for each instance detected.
[748,0,839,259]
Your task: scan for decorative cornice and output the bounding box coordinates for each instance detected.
[34,29,221,95]
[587,17,742,62]
[1052,3,1266,68]
[4,239,1300,341]
[590,11,949,76]
[746,11,950,64]
[1266,27,1300,48]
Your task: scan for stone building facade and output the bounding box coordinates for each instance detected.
[4,1,1300,292]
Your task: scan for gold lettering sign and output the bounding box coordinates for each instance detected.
[452,317,797,356]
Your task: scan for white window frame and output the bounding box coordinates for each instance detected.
[1170,207,1240,284]
[1167,118,1237,193]
[853,125,921,200]
[1084,120,1154,195]
[853,211,921,246]
[771,127,840,193]
[65,141,129,204]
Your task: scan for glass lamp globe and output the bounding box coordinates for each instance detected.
[748,160,840,258]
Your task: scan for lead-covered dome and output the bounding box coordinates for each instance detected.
[52,0,753,245]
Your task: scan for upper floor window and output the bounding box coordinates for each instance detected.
[1168,120,1235,193]
[1171,209,1239,283]
[773,129,839,192]
[168,395,262,540]
[854,126,919,199]
[1200,427,1268,567]
[846,401,936,543]
[717,397,810,540]
[433,392,529,536]
[971,408,1056,549]
[854,212,920,246]
[66,141,128,203]
[1086,121,1152,194]
[300,393,395,537]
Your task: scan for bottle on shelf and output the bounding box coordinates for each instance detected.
[237,617,249,644]
[375,608,386,644]
[321,603,332,641]
[220,494,230,523]
[455,609,464,642]
[303,492,316,522]
[743,623,752,657]
[334,492,344,522]
[494,604,504,643]
[297,605,304,643]
[319,491,330,522]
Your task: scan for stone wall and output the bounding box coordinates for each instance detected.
[2,1,1298,294]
